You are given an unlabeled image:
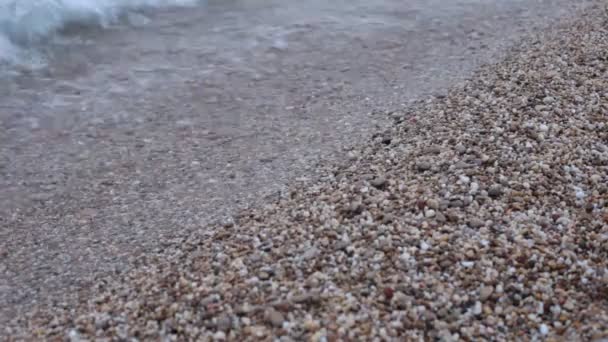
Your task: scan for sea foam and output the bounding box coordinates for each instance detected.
[0,0,198,65]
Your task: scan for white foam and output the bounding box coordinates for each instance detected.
[0,0,198,63]
[0,33,17,61]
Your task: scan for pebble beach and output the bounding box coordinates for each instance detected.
[5,2,608,341]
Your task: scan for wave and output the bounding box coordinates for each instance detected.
[0,0,199,65]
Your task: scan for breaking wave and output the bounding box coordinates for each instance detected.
[0,0,199,65]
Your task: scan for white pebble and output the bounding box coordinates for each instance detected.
[469,182,479,194]
[574,186,585,200]
[461,261,475,268]
[539,324,549,336]
[399,250,411,261]
[543,96,555,104]
[473,301,482,315]
[213,331,227,341]
[420,241,430,251]
[68,330,81,342]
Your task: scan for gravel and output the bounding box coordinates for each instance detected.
[3,0,590,323]
[5,3,608,341]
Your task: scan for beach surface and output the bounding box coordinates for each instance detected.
[0,0,597,332]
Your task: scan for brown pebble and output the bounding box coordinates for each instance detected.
[384,287,394,300]
[265,308,285,328]
[479,286,494,301]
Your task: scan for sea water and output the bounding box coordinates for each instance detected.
[0,0,199,66]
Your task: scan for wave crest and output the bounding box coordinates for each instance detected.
[0,0,198,65]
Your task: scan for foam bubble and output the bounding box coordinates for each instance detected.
[0,0,198,63]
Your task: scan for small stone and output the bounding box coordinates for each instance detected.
[370,177,387,189]
[455,144,467,154]
[344,202,363,217]
[416,161,432,172]
[392,291,410,309]
[563,299,576,311]
[424,145,442,155]
[304,319,320,332]
[302,246,321,260]
[235,303,254,315]
[488,184,503,198]
[249,326,267,337]
[425,209,436,218]
[426,199,439,209]
[265,308,285,328]
[470,182,479,194]
[468,218,484,228]
[461,261,475,268]
[68,329,80,342]
[539,324,549,336]
[216,314,232,332]
[93,313,110,330]
[439,259,453,269]
[213,331,227,341]
[176,119,193,128]
[436,212,447,223]
[30,192,54,202]
[463,196,473,206]
[420,241,430,251]
[479,286,494,301]
[449,200,464,208]
[382,214,395,224]
[384,287,394,300]
[465,249,476,259]
[446,211,459,222]
[473,301,482,315]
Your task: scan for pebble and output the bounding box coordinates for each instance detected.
[216,314,233,332]
[265,308,285,328]
[479,286,494,301]
[416,161,432,172]
[370,177,387,189]
[473,301,483,316]
[426,199,439,210]
[420,241,430,251]
[488,184,503,198]
[468,218,484,228]
[213,331,227,341]
[461,261,475,268]
[449,200,464,208]
[302,246,320,260]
